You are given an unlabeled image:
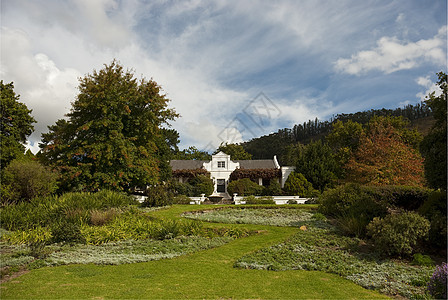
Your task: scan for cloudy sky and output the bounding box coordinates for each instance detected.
[1,0,447,153]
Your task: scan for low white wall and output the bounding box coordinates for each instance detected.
[133,195,147,203]
[189,194,207,204]
[233,195,310,205]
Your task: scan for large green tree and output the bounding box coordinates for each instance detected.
[0,81,36,168]
[295,140,339,191]
[40,61,178,192]
[173,146,211,160]
[420,72,447,190]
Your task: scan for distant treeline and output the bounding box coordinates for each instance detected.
[242,102,433,161]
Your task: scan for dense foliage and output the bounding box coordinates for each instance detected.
[366,212,430,257]
[0,81,36,169]
[262,180,283,196]
[318,184,388,237]
[215,143,252,160]
[1,159,58,205]
[0,190,135,232]
[295,140,339,191]
[282,172,318,197]
[418,190,447,249]
[227,178,263,196]
[167,175,214,198]
[243,102,432,161]
[420,72,447,189]
[142,185,173,207]
[173,146,211,160]
[39,61,178,192]
[345,116,425,186]
[189,175,214,196]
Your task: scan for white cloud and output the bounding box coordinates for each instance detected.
[0,27,81,153]
[415,75,443,101]
[335,26,447,75]
[1,0,446,154]
[182,120,244,152]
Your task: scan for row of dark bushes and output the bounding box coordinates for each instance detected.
[318,183,447,257]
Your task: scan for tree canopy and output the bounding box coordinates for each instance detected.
[215,143,252,160]
[420,71,447,189]
[345,116,425,187]
[295,140,339,191]
[40,61,178,192]
[173,146,211,160]
[0,81,36,168]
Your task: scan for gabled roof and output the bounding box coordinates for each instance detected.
[169,160,206,171]
[235,160,277,169]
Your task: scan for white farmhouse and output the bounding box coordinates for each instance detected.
[170,151,295,199]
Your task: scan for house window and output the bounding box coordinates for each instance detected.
[217,161,225,168]
[217,179,226,193]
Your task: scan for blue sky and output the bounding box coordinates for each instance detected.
[1,0,446,153]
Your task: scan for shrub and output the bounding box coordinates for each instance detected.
[168,179,195,196]
[153,219,181,240]
[365,185,432,210]
[319,183,387,237]
[411,253,434,266]
[283,172,318,197]
[1,159,58,204]
[227,178,263,196]
[242,195,275,205]
[143,185,173,207]
[3,226,52,258]
[0,191,135,231]
[311,213,326,221]
[89,208,119,226]
[419,190,447,249]
[427,263,447,300]
[189,175,214,196]
[263,180,282,196]
[366,212,430,257]
[51,221,86,245]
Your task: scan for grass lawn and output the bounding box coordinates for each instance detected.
[0,205,387,299]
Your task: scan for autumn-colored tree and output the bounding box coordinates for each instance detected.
[345,117,425,186]
[40,61,178,192]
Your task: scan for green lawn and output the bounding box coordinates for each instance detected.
[0,205,387,299]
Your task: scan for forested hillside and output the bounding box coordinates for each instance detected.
[242,103,434,163]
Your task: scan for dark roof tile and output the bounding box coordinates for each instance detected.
[169,160,207,170]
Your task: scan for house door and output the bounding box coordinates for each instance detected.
[217,179,226,193]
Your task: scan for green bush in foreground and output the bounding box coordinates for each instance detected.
[366,212,430,257]
[0,190,136,231]
[318,183,387,237]
[1,159,58,205]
